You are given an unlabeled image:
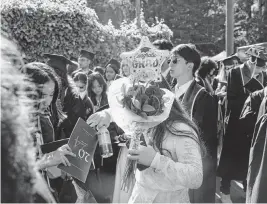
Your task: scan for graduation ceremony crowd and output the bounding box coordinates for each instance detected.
[1,31,267,204]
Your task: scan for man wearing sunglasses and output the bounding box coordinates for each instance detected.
[169,44,218,203]
[217,45,267,203]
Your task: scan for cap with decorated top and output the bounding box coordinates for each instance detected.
[245,46,267,61]
[79,50,95,61]
[43,53,74,73]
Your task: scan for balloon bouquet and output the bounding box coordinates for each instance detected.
[107,36,174,195]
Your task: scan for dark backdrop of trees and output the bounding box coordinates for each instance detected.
[88,0,267,55]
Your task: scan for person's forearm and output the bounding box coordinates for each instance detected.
[36,155,48,170]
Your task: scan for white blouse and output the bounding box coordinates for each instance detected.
[129,123,203,203]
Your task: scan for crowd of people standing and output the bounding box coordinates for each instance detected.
[1,31,267,203]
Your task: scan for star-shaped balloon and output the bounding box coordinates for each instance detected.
[120,36,170,83]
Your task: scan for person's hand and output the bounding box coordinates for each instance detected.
[86,110,111,130]
[216,91,227,98]
[215,85,226,98]
[127,145,157,167]
[46,144,76,167]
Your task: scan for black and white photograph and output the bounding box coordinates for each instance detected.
[1,0,267,203]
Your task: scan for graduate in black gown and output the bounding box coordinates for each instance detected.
[217,45,267,202]
[44,54,92,132]
[214,55,242,169]
[245,89,267,203]
[240,87,267,141]
[44,54,96,203]
[169,44,217,203]
[77,49,95,76]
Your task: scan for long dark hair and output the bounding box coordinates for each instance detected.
[73,71,88,85]
[1,35,36,203]
[22,62,66,127]
[198,56,218,79]
[152,99,206,157]
[87,72,107,105]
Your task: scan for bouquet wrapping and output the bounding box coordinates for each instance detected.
[108,77,174,192]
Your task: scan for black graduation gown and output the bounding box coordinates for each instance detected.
[82,96,94,120]
[218,63,267,181]
[73,98,122,203]
[37,109,73,203]
[246,109,267,203]
[63,87,90,135]
[240,87,267,142]
[179,80,218,203]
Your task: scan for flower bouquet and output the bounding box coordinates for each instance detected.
[108,77,174,192]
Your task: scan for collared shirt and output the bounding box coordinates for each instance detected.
[175,80,193,100]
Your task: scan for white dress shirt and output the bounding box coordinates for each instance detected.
[174,80,193,100]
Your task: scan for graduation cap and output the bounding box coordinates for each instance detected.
[79,50,95,61]
[105,58,120,74]
[70,56,78,62]
[245,45,267,61]
[220,54,241,66]
[43,53,74,74]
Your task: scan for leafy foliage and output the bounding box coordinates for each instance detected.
[142,0,267,53]
[90,0,267,55]
[1,0,172,65]
[141,0,226,55]
[235,0,267,47]
[87,0,135,27]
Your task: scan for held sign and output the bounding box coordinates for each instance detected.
[58,118,98,183]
